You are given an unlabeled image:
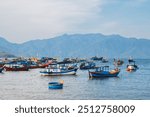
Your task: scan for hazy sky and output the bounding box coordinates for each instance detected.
[0,0,150,43]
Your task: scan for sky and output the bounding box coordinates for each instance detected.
[0,0,150,43]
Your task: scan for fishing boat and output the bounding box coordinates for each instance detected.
[91,56,103,61]
[80,62,96,70]
[89,66,120,78]
[4,64,29,71]
[114,59,124,66]
[48,81,63,89]
[101,58,109,63]
[40,64,78,76]
[27,61,39,69]
[126,61,138,71]
[128,57,134,63]
[28,62,50,69]
[28,60,52,69]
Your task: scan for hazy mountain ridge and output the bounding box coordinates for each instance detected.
[0,33,150,58]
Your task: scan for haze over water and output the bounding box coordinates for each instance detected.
[0,59,150,100]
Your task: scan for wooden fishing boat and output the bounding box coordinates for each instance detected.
[48,82,63,89]
[126,61,138,71]
[80,62,96,70]
[40,64,78,76]
[38,61,53,68]
[4,64,29,71]
[128,57,135,63]
[40,68,78,76]
[27,62,39,69]
[89,66,120,78]
[91,56,103,61]
[101,58,109,63]
[28,60,52,69]
[114,59,124,66]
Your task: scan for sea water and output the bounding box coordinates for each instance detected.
[0,59,150,100]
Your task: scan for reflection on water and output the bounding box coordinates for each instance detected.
[0,59,150,100]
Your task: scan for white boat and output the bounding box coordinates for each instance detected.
[126,61,138,71]
[40,64,78,76]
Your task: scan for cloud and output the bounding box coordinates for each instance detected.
[0,0,103,42]
[0,0,149,42]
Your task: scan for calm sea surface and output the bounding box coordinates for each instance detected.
[0,59,150,100]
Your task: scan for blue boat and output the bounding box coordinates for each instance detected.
[80,62,96,70]
[89,66,120,78]
[48,82,63,89]
[91,56,103,61]
[0,67,4,73]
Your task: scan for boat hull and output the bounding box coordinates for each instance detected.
[89,71,120,78]
[126,65,138,71]
[4,67,29,71]
[80,67,96,70]
[48,82,63,89]
[127,59,138,72]
[29,63,51,69]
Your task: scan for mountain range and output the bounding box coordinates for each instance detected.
[0,33,150,59]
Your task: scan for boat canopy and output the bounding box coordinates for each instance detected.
[96,66,109,72]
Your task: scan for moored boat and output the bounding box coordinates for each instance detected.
[128,57,134,63]
[91,56,103,61]
[101,58,109,63]
[48,82,63,89]
[38,60,53,68]
[28,62,51,69]
[40,68,78,76]
[126,61,138,71]
[114,59,124,66]
[4,64,29,71]
[27,59,53,69]
[80,62,96,70]
[40,64,78,76]
[89,66,120,78]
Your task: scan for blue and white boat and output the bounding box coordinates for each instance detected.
[88,66,120,78]
[40,64,78,76]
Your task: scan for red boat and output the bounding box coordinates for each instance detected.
[29,61,52,69]
[39,61,52,68]
[4,64,29,71]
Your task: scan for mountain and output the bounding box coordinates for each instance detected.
[0,37,16,57]
[0,33,150,58]
[0,51,15,58]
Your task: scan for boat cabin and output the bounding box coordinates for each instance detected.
[95,66,109,72]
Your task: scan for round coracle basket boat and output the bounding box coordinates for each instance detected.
[48,82,63,89]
